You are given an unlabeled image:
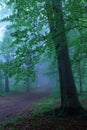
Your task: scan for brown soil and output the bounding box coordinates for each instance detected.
[0,87,52,122]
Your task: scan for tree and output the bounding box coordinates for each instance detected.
[2,0,86,116]
[5,75,9,93]
[65,0,87,93]
[45,0,86,116]
[69,33,87,93]
[0,71,3,94]
[25,55,32,92]
[1,0,46,83]
[0,27,15,93]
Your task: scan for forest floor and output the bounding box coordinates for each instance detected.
[0,87,52,122]
[0,88,87,130]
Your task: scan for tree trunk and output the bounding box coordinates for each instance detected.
[57,42,83,115]
[78,61,83,93]
[5,75,9,93]
[0,71,3,94]
[26,78,30,92]
[45,0,85,116]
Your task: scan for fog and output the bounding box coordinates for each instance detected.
[35,56,59,89]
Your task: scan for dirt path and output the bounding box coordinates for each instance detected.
[0,87,52,122]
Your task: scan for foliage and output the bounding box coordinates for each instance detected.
[0,0,49,82]
[0,0,87,86]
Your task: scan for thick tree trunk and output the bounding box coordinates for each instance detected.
[57,42,83,115]
[5,75,9,93]
[45,0,85,116]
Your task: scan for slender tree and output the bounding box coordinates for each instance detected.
[5,75,9,93]
[26,55,32,92]
[0,71,3,94]
[45,0,86,116]
[4,58,10,93]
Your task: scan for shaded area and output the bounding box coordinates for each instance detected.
[0,87,52,122]
[1,109,87,130]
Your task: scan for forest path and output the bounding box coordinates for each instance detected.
[0,87,52,122]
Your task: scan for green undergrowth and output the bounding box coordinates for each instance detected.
[32,89,87,116]
[0,116,26,130]
[78,92,87,109]
[32,98,59,117]
[32,87,60,116]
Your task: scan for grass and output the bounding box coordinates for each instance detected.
[32,87,87,116]
[32,87,60,116]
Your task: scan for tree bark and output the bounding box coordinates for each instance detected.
[78,61,83,93]
[45,0,85,116]
[5,75,9,93]
[26,78,30,92]
[0,71,3,94]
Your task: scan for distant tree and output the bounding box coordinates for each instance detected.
[64,0,87,93]
[4,58,10,93]
[0,71,3,94]
[68,28,87,93]
[0,28,14,93]
[25,55,32,92]
[5,75,9,93]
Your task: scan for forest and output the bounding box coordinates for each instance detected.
[0,0,87,129]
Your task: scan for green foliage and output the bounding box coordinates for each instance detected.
[0,0,87,87]
[0,0,48,82]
